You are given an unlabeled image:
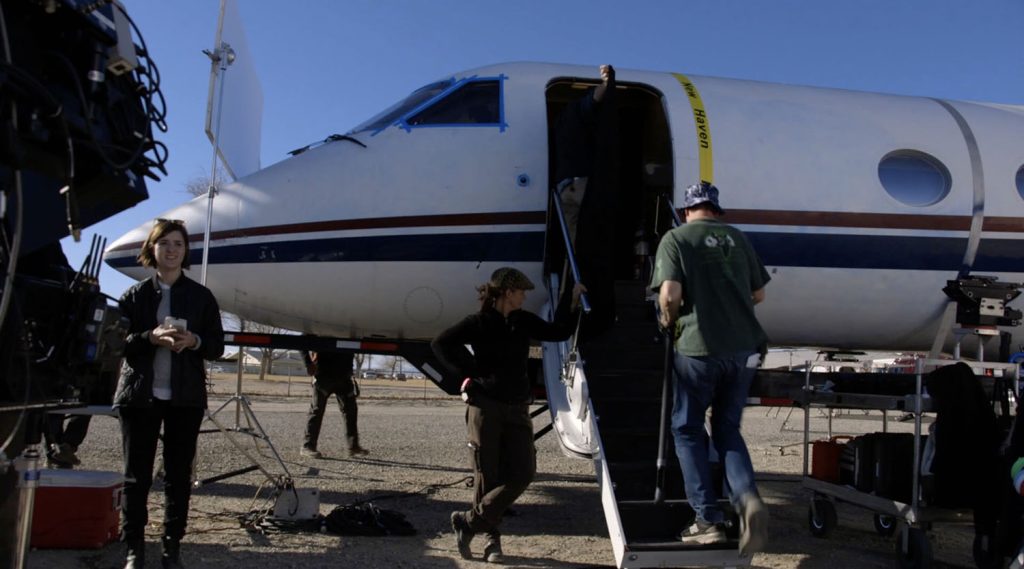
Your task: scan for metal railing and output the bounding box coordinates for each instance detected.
[551,186,592,314]
[662,193,682,228]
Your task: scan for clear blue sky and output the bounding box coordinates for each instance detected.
[61,0,1024,300]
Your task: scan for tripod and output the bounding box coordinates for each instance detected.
[198,359,292,487]
[196,359,318,520]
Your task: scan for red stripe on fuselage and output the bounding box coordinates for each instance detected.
[107,211,548,253]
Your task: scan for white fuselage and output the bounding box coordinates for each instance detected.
[106,62,1024,351]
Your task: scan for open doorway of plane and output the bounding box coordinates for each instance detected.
[543,78,674,288]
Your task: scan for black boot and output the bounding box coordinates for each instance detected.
[483,529,503,563]
[123,539,145,569]
[161,536,184,569]
[450,511,475,559]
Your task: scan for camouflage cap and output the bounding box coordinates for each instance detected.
[489,267,535,291]
[681,182,725,214]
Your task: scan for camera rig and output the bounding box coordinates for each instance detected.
[0,0,166,410]
[0,2,167,565]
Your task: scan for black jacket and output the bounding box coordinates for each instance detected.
[302,350,355,389]
[114,274,225,408]
[431,306,577,404]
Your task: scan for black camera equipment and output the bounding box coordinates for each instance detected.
[0,1,166,565]
[943,276,1023,328]
[0,0,166,403]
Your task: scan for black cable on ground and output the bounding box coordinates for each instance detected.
[235,473,474,536]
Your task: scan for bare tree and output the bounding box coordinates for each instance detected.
[378,355,402,379]
[185,167,228,199]
[353,353,367,378]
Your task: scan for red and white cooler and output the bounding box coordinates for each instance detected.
[31,469,123,549]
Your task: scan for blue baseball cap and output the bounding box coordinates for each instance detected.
[681,182,725,214]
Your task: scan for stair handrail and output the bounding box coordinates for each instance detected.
[654,312,674,504]
[652,196,679,504]
[551,185,592,315]
[662,193,683,228]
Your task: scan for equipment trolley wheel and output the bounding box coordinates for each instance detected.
[873,513,897,537]
[808,498,837,538]
[895,526,932,569]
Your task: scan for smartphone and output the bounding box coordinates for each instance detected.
[164,316,188,331]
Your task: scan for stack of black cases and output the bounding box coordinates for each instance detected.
[839,432,919,503]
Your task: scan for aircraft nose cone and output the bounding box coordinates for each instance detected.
[105,196,215,280]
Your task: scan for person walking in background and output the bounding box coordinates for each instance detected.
[432,267,585,563]
[649,183,770,556]
[44,371,113,468]
[115,219,224,569]
[300,348,368,458]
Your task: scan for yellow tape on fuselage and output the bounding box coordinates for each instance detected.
[672,73,713,184]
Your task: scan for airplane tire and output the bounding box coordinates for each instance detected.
[895,527,932,569]
[808,498,836,538]
[873,513,897,537]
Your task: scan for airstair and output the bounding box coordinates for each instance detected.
[541,278,752,569]
[541,185,755,567]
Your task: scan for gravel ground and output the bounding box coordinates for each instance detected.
[24,376,979,569]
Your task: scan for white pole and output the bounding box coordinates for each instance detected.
[201,42,233,286]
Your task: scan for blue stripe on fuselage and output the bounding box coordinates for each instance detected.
[749,233,1022,272]
[106,232,547,268]
[104,231,1024,273]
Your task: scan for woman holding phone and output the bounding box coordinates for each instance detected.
[114,219,224,569]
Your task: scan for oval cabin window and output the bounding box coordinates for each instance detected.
[1016,165,1024,201]
[877,151,951,207]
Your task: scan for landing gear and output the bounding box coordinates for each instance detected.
[808,498,837,538]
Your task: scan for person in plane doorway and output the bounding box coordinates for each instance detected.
[300,348,368,458]
[553,63,620,339]
[114,218,225,569]
[649,182,770,556]
[432,267,585,563]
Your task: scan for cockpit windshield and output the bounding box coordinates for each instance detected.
[349,79,455,134]
[349,75,506,135]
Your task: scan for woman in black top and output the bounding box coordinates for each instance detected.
[115,219,224,569]
[432,267,583,563]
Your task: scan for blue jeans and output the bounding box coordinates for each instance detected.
[671,351,759,524]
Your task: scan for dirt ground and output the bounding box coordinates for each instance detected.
[22,374,983,569]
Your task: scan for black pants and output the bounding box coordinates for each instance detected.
[464,396,536,532]
[119,401,204,542]
[304,379,359,449]
[45,413,91,449]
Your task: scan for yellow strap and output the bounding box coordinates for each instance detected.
[672,73,713,184]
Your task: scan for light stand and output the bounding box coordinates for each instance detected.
[196,37,313,519]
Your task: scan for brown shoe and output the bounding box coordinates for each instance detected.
[348,445,369,457]
[299,447,322,459]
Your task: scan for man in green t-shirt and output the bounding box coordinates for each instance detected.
[649,182,770,557]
